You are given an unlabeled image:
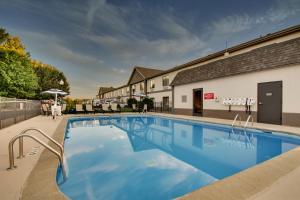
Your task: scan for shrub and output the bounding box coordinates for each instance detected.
[127,98,137,108]
[142,97,154,111]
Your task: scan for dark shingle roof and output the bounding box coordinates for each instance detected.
[98,87,114,95]
[149,24,300,80]
[171,37,300,86]
[135,66,164,78]
[127,66,164,84]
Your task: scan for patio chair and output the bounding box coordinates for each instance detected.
[111,103,120,113]
[102,104,111,113]
[41,104,51,116]
[75,104,84,114]
[86,104,95,114]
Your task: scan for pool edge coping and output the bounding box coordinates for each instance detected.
[20,113,300,200]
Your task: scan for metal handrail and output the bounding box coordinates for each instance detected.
[7,134,66,179]
[17,128,63,158]
[231,114,241,127]
[244,115,254,129]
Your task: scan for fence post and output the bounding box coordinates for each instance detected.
[14,101,17,124]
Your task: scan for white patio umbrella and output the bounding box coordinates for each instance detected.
[133,93,148,98]
[41,89,68,106]
[132,93,149,102]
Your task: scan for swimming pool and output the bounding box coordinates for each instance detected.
[57,115,300,200]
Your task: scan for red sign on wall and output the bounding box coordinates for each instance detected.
[204,93,214,100]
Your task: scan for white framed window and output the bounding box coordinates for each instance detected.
[140,82,144,91]
[150,80,155,89]
[126,87,130,94]
[181,95,187,103]
[162,76,169,87]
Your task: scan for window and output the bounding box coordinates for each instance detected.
[132,85,136,93]
[162,76,169,87]
[126,87,130,94]
[182,95,187,103]
[150,80,155,89]
[140,82,144,91]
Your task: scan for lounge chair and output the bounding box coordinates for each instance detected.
[102,104,111,113]
[86,104,95,114]
[76,104,84,114]
[111,103,120,113]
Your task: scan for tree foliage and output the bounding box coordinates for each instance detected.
[0,27,71,99]
[32,60,70,99]
[0,51,39,98]
[0,36,27,56]
[127,98,137,108]
[0,27,9,44]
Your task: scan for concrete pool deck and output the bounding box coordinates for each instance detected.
[1,113,300,199]
[0,115,64,200]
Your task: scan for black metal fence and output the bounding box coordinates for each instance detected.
[153,101,173,113]
[0,97,41,129]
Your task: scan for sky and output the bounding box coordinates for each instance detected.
[0,0,300,98]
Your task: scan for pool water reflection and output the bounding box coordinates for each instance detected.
[58,116,300,200]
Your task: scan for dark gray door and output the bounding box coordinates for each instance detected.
[162,96,169,111]
[193,88,203,116]
[257,81,282,125]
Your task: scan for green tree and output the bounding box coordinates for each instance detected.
[0,28,9,44]
[0,51,39,98]
[32,60,70,99]
[0,36,27,56]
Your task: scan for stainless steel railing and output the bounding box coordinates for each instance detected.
[231,114,241,127]
[17,128,63,158]
[7,129,66,179]
[244,115,254,129]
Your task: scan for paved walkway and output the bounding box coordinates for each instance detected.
[0,115,63,200]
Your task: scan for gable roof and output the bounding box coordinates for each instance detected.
[127,66,164,85]
[171,37,300,86]
[98,87,115,95]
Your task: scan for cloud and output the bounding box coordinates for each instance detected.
[86,0,129,33]
[80,163,119,174]
[83,11,207,67]
[86,0,105,30]
[209,0,300,35]
[211,14,253,34]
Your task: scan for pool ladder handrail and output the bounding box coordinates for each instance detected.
[7,128,66,179]
[17,128,64,158]
[231,114,241,128]
[244,115,254,129]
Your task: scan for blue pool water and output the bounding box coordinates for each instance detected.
[58,115,300,200]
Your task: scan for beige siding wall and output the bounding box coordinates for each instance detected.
[174,64,300,113]
[147,71,176,92]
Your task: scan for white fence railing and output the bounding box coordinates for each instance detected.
[0,97,41,129]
